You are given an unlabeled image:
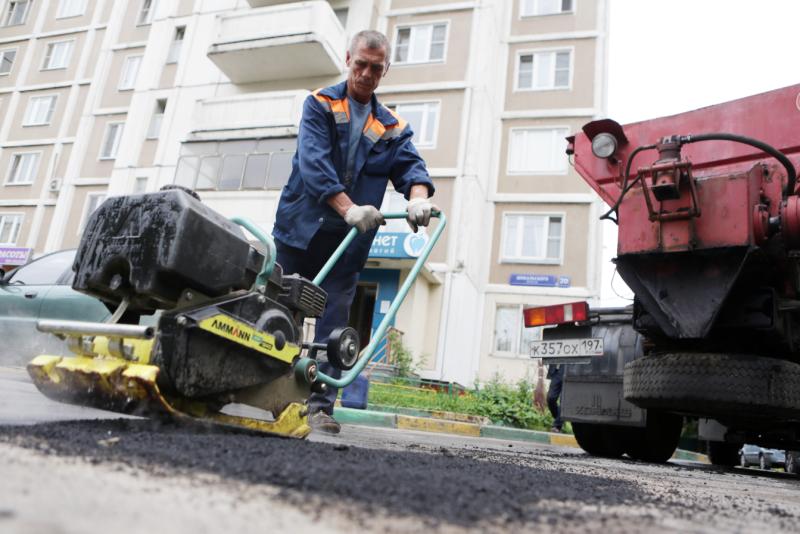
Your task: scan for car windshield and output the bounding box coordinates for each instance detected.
[6,250,76,286]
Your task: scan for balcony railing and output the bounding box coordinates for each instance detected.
[208,1,346,84]
[190,91,307,136]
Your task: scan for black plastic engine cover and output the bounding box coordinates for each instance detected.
[72,189,264,313]
[278,274,327,319]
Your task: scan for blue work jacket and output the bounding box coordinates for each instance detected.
[273,81,434,251]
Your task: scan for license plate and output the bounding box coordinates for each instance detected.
[530,338,604,358]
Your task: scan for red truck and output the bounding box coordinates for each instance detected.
[525,84,800,465]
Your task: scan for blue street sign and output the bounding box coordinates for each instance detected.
[510,273,571,288]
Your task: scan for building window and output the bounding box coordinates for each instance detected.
[333,7,347,27]
[42,40,74,70]
[78,193,105,233]
[501,213,563,263]
[56,0,87,18]
[520,0,573,17]
[394,23,447,64]
[146,99,166,139]
[6,153,40,185]
[137,0,155,25]
[118,55,142,91]
[494,304,542,356]
[0,214,23,245]
[0,49,16,75]
[507,127,569,174]
[387,102,439,148]
[174,139,296,192]
[517,50,571,91]
[133,176,148,193]
[23,95,57,126]
[99,122,124,160]
[166,26,185,64]
[3,0,31,26]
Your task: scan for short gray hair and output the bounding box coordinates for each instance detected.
[349,30,391,64]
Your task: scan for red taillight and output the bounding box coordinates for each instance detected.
[523,301,589,327]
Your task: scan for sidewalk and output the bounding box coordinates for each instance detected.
[334,405,710,463]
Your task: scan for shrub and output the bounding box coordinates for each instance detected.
[387,329,417,378]
[367,374,555,431]
[473,377,553,430]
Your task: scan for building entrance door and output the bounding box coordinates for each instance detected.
[349,269,400,359]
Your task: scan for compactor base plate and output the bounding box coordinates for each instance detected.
[27,354,311,439]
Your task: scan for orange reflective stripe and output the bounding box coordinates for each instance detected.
[329,98,349,118]
[363,115,385,143]
[311,89,332,111]
[311,90,349,123]
[315,95,348,124]
[381,106,408,139]
[384,107,408,131]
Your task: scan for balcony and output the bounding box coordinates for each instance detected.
[188,90,308,139]
[208,1,346,84]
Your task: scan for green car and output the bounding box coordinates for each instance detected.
[0,249,110,366]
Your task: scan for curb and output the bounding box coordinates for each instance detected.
[363,403,491,425]
[336,407,577,447]
[334,407,710,463]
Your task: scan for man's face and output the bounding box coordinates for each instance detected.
[346,41,388,104]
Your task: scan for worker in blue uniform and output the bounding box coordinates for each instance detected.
[547,364,564,432]
[273,30,436,434]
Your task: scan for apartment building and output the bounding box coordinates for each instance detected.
[0,0,609,386]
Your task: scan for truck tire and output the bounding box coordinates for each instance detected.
[707,441,740,467]
[624,353,800,419]
[572,423,626,458]
[624,411,683,463]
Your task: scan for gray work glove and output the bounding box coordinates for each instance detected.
[344,204,385,233]
[406,197,437,233]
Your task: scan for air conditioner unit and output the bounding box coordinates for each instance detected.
[48,178,62,192]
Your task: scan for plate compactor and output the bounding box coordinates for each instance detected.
[26,188,444,438]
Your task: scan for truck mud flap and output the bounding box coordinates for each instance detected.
[615,248,750,339]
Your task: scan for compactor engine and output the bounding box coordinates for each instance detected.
[27,188,355,438]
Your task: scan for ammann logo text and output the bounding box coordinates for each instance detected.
[211,318,251,342]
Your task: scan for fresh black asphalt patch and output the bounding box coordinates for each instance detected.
[0,419,651,527]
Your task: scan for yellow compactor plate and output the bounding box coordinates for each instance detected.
[27,354,311,439]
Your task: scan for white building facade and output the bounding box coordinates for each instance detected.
[0,0,609,386]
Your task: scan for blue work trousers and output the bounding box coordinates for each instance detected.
[547,367,564,430]
[275,228,371,416]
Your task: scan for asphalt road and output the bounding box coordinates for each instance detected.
[2,366,800,533]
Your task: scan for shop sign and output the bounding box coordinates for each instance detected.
[369,231,429,259]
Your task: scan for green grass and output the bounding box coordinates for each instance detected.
[367,378,558,432]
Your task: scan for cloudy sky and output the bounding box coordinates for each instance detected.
[607,0,800,123]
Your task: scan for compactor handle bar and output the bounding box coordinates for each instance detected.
[232,210,446,390]
[313,211,445,388]
[231,216,277,288]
